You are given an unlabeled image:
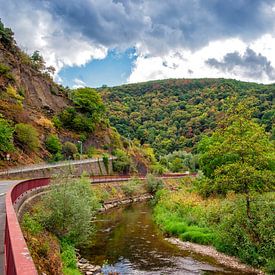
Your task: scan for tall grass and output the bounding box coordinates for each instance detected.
[153,188,275,272]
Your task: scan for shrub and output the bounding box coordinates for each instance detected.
[41,176,100,245]
[37,116,54,130]
[0,63,14,80]
[121,179,140,197]
[52,116,62,129]
[6,85,24,104]
[63,142,78,159]
[146,174,164,194]
[61,240,82,275]
[0,115,14,154]
[15,123,40,152]
[45,134,62,154]
[102,153,109,174]
[21,213,43,235]
[112,149,132,174]
[87,146,96,158]
[150,163,166,175]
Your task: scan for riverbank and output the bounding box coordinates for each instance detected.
[153,183,274,274]
[167,238,263,274]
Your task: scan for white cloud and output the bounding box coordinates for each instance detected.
[0,1,108,74]
[128,35,275,84]
[72,78,87,89]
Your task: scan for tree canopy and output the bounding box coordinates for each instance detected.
[99,79,274,156]
[197,98,274,199]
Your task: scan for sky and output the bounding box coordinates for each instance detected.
[1,0,275,87]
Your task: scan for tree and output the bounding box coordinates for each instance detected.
[71,87,105,121]
[31,50,46,71]
[45,134,62,154]
[15,123,40,152]
[62,142,78,159]
[198,98,274,217]
[0,115,14,155]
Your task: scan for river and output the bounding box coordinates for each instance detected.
[80,202,248,275]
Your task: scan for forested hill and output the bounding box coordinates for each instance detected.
[99,78,274,156]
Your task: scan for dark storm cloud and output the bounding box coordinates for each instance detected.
[1,0,274,53]
[206,48,275,80]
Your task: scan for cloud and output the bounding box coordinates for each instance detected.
[128,36,275,84]
[206,48,275,81]
[1,0,275,84]
[72,78,87,89]
[0,0,108,72]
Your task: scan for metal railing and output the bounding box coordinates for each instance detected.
[90,172,197,183]
[5,178,50,275]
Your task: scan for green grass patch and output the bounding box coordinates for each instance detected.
[153,188,275,271]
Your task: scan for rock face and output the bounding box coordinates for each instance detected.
[0,42,69,117]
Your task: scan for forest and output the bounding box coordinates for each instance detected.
[99,78,274,156]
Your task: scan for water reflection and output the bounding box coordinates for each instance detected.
[80,202,246,275]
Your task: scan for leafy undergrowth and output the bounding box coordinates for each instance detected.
[21,213,63,275]
[153,186,275,273]
[21,212,82,275]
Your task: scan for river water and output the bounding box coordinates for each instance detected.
[80,202,247,275]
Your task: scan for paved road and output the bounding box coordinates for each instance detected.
[0,180,20,275]
[0,157,116,176]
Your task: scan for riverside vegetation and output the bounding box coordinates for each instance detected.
[20,173,166,274]
[153,99,275,273]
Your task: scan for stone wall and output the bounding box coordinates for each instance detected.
[1,159,114,179]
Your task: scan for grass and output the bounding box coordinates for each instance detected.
[153,187,275,272]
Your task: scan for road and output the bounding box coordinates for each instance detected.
[0,180,21,275]
[0,157,116,176]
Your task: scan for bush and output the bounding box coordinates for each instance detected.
[61,240,82,275]
[21,213,43,235]
[63,142,78,159]
[0,63,14,80]
[150,163,166,175]
[121,179,140,197]
[45,134,62,154]
[146,174,164,194]
[112,149,132,174]
[0,115,14,154]
[15,123,40,152]
[102,153,109,174]
[215,195,275,269]
[41,176,100,245]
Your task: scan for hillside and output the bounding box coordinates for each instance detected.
[99,78,274,156]
[0,21,126,168]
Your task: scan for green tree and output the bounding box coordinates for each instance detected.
[31,50,46,71]
[71,87,105,120]
[45,134,62,154]
[0,115,14,154]
[198,98,275,218]
[15,123,40,152]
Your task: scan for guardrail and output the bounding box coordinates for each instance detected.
[90,172,196,183]
[5,178,50,275]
